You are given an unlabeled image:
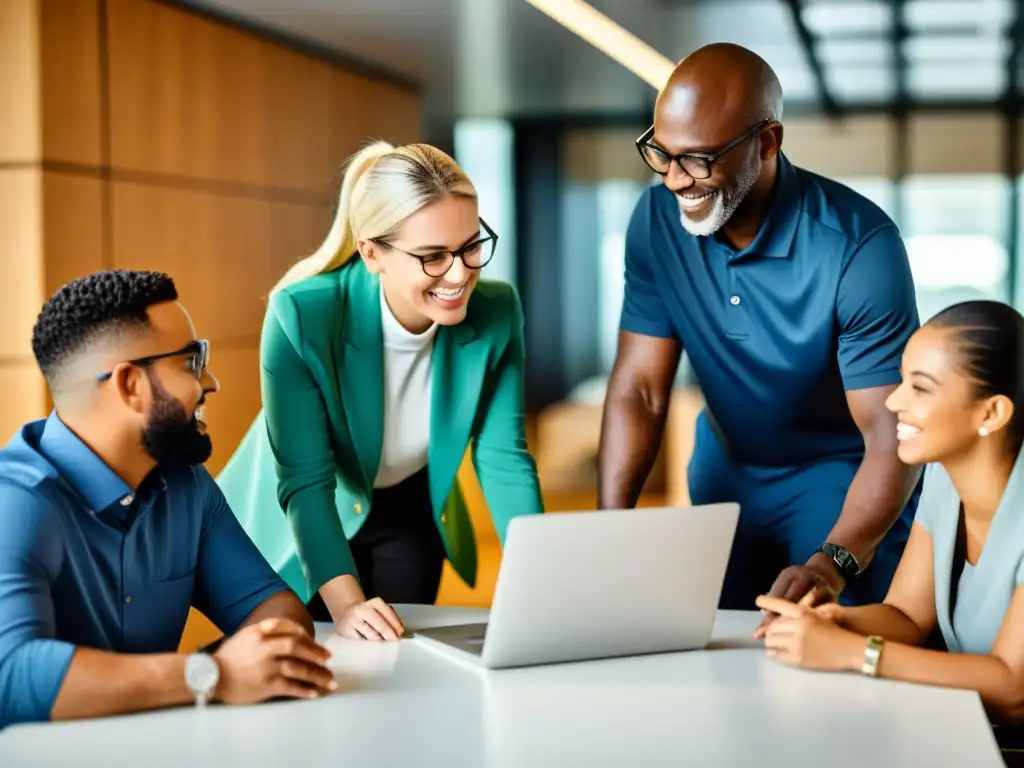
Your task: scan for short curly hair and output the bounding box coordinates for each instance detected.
[32,269,179,389]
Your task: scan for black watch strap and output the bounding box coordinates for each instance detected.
[819,542,861,579]
[198,635,225,654]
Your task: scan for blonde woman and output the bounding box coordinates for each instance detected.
[218,142,544,641]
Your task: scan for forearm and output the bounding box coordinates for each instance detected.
[854,641,1024,720]
[239,589,314,637]
[837,603,928,646]
[318,575,366,622]
[823,444,921,566]
[51,648,190,722]
[597,392,667,509]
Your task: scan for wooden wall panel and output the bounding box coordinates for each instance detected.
[42,172,105,294]
[0,365,46,443]
[908,113,1004,175]
[106,0,267,186]
[0,169,44,358]
[262,50,422,191]
[783,115,896,177]
[267,200,335,278]
[563,127,649,183]
[203,346,260,475]
[110,182,333,344]
[39,0,102,165]
[106,0,420,193]
[0,0,41,162]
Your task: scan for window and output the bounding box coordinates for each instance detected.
[900,174,1011,319]
[453,119,517,285]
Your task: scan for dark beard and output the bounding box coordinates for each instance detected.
[141,378,212,468]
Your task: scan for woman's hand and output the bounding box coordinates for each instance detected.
[334,597,405,641]
[755,595,864,672]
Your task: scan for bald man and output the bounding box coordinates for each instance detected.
[598,44,923,618]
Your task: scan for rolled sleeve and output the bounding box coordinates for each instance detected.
[191,469,291,634]
[0,486,75,727]
[836,224,919,390]
[619,191,679,341]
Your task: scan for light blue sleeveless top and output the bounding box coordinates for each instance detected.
[916,453,1024,655]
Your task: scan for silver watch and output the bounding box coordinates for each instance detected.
[184,652,220,707]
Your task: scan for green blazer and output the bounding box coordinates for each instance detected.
[217,259,544,602]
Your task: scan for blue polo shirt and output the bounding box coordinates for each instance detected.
[622,153,918,466]
[0,412,290,727]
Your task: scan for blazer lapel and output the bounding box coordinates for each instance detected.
[339,265,385,491]
[428,320,490,516]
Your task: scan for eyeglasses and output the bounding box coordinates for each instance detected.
[97,339,210,382]
[636,118,775,180]
[371,218,498,278]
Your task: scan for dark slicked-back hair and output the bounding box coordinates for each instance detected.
[32,270,178,390]
[929,300,1024,450]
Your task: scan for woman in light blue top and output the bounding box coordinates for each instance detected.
[755,299,1024,722]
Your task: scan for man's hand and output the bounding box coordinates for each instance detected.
[753,554,845,638]
[334,597,405,641]
[213,618,336,704]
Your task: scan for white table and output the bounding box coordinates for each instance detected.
[0,607,1005,767]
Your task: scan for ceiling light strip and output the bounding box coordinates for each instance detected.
[522,0,675,89]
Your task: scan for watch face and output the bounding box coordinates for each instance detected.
[185,653,220,695]
[826,544,859,576]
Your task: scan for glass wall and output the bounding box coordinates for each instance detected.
[900,174,1011,320]
[453,119,517,286]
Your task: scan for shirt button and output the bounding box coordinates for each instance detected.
[729,295,741,306]
[353,503,362,515]
[441,513,447,524]
[124,595,132,604]
[120,495,134,506]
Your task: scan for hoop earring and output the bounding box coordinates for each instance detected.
[979,426,989,437]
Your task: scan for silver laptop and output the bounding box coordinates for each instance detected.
[415,503,739,669]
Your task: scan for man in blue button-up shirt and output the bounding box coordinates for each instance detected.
[0,270,336,728]
[599,44,923,623]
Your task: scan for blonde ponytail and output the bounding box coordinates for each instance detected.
[272,141,477,292]
[272,141,395,291]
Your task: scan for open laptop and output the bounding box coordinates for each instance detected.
[415,503,739,669]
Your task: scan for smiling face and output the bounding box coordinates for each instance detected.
[651,79,779,238]
[134,301,219,467]
[359,195,483,333]
[885,325,1010,466]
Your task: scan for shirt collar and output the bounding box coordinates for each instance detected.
[722,151,803,260]
[39,410,136,513]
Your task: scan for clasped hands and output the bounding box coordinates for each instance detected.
[752,558,865,673]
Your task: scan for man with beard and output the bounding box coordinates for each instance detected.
[0,270,336,727]
[599,43,923,624]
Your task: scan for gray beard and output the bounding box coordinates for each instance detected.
[678,156,760,238]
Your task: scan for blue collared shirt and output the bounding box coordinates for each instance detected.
[621,152,919,466]
[0,412,290,727]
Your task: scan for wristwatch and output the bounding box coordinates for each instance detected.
[818,542,862,580]
[861,635,883,676]
[184,652,220,707]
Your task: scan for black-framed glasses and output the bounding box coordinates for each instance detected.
[636,118,775,179]
[97,339,209,382]
[371,218,498,278]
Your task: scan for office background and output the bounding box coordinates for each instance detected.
[0,0,1018,635]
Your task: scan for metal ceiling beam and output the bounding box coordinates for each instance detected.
[891,0,908,108]
[1004,0,1023,307]
[782,0,841,117]
[507,96,1024,130]
[1006,1,1024,101]
[819,26,1006,43]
